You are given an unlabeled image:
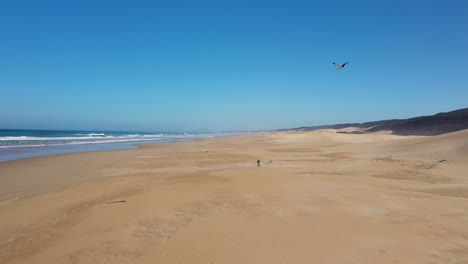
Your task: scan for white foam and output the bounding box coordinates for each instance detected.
[0,130,228,151]
[0,134,163,141]
[75,133,106,136]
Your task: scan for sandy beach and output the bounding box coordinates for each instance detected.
[1,130,468,264]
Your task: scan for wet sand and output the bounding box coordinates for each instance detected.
[1,130,468,264]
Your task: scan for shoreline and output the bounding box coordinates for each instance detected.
[0,135,223,163]
[0,133,255,200]
[1,130,467,264]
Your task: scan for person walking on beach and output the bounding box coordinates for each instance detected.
[257,160,261,167]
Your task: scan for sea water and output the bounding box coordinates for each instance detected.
[0,129,218,162]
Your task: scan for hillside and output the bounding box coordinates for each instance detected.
[283,107,468,136]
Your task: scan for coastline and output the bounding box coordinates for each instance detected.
[0,132,229,163]
[1,130,467,263]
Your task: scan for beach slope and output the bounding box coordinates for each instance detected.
[1,130,468,264]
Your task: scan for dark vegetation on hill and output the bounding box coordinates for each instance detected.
[281,107,468,136]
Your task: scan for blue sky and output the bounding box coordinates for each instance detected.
[1,0,467,132]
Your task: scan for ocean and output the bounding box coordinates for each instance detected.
[0,129,219,162]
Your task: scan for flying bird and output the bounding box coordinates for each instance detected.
[333,61,349,69]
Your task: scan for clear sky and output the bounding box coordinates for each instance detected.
[1,0,467,132]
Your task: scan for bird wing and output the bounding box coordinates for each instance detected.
[342,62,349,67]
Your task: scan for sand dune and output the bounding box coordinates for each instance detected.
[393,129,468,162]
[1,130,468,264]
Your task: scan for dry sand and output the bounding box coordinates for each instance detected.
[1,130,468,264]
